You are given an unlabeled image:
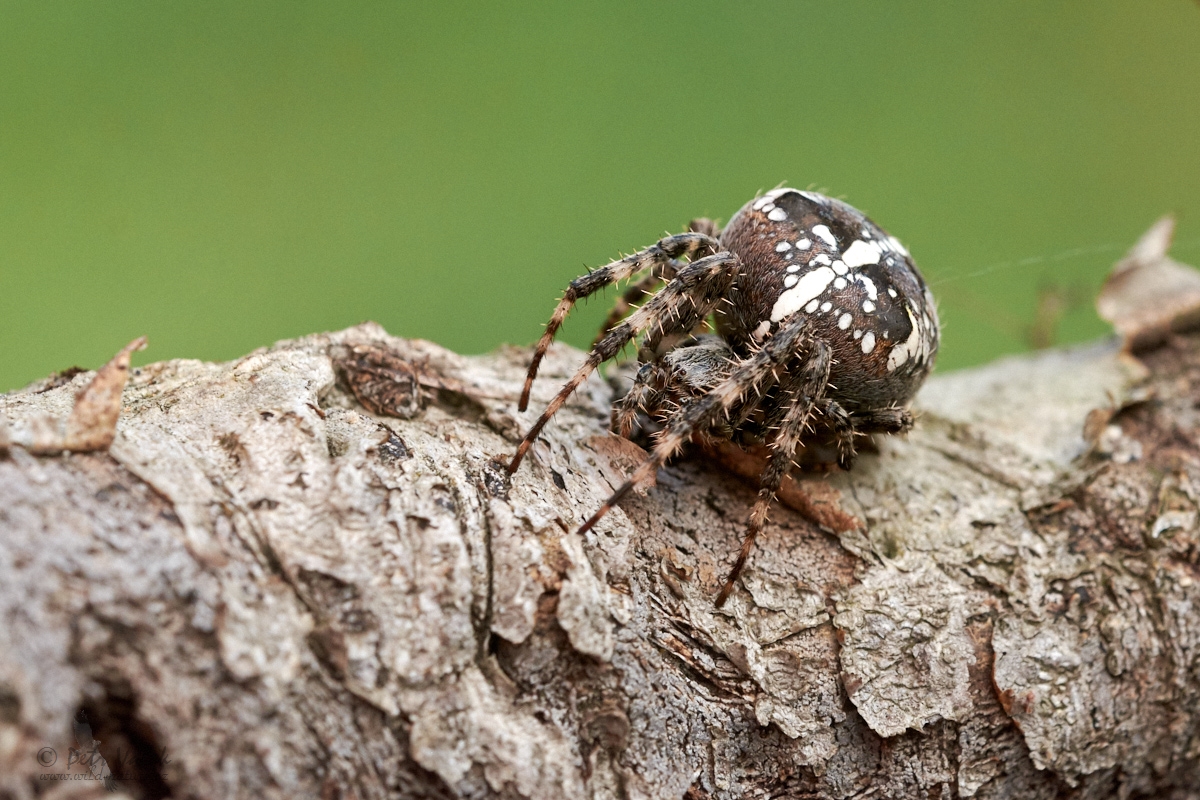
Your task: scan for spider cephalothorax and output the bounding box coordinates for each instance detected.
[508,188,939,605]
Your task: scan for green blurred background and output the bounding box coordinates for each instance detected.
[3,1,1200,391]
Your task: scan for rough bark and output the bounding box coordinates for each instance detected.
[1,319,1199,800]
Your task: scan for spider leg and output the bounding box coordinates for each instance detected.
[818,398,857,471]
[810,403,914,471]
[612,335,738,438]
[509,251,739,473]
[716,340,832,606]
[641,302,705,357]
[850,407,914,435]
[611,360,671,438]
[614,221,715,357]
[519,232,719,412]
[592,260,683,347]
[574,314,811,536]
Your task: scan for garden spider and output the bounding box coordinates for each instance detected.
[508,188,938,606]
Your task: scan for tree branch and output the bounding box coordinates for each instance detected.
[2,314,1200,798]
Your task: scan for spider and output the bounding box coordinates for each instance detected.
[507,188,939,606]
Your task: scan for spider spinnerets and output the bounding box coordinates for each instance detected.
[507,188,939,606]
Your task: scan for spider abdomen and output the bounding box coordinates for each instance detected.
[717,188,939,410]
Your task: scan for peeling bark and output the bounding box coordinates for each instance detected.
[2,321,1199,800]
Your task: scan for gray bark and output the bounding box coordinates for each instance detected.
[1,321,1199,800]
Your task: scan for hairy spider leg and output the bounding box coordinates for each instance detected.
[616,335,746,441]
[715,338,831,606]
[850,407,914,435]
[809,402,916,472]
[638,287,723,358]
[611,360,673,438]
[518,232,720,412]
[575,315,811,537]
[817,398,857,472]
[754,366,806,434]
[603,217,723,352]
[592,260,682,347]
[509,252,739,473]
